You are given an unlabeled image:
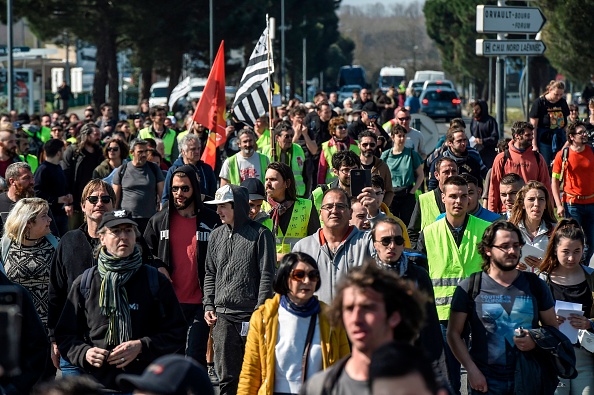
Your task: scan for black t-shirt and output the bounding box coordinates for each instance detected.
[451,271,554,380]
[529,96,570,131]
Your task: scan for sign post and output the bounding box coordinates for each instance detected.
[476,39,546,56]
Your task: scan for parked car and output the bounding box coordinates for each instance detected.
[149,81,169,108]
[337,84,362,103]
[187,78,208,101]
[407,80,425,96]
[419,88,462,121]
[422,80,455,91]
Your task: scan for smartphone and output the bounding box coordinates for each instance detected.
[350,169,372,198]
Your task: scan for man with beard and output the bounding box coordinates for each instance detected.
[488,121,551,213]
[427,127,488,191]
[470,100,499,167]
[347,107,392,156]
[219,128,269,186]
[144,165,221,368]
[0,125,20,178]
[358,130,394,206]
[447,221,557,394]
[416,176,490,394]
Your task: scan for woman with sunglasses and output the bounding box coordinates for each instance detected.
[539,219,594,394]
[318,116,360,185]
[509,181,557,272]
[92,139,129,179]
[381,123,424,226]
[237,252,350,395]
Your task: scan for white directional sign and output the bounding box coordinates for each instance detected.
[476,5,546,34]
[476,39,546,56]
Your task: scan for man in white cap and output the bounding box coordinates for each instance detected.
[202,184,276,395]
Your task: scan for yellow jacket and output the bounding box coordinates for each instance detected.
[237,294,350,395]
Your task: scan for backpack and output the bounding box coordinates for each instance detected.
[79,264,160,300]
[500,148,541,178]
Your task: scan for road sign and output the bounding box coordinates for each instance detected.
[0,46,30,56]
[476,39,546,56]
[476,5,546,34]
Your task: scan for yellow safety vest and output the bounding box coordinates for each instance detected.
[256,129,271,153]
[138,127,177,160]
[262,198,312,253]
[419,190,442,230]
[425,215,490,320]
[227,153,269,185]
[19,154,38,173]
[261,144,306,197]
[320,141,360,184]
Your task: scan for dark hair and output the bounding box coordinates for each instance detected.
[322,187,351,208]
[442,175,467,192]
[566,120,587,141]
[331,150,361,171]
[569,103,579,112]
[31,375,102,395]
[103,139,129,161]
[329,263,426,343]
[511,121,534,138]
[266,162,297,201]
[540,218,585,273]
[149,105,167,117]
[497,138,511,152]
[100,103,111,111]
[449,118,466,129]
[509,181,556,228]
[273,252,321,295]
[433,157,457,175]
[390,124,407,137]
[478,220,525,272]
[445,127,465,143]
[272,121,293,139]
[500,172,524,186]
[459,173,478,188]
[43,138,65,157]
[369,342,438,393]
[289,106,306,118]
[316,100,330,111]
[357,130,377,142]
[371,217,403,241]
[371,174,384,190]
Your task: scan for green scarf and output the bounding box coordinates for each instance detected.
[97,246,142,345]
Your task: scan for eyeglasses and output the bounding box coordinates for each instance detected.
[86,195,112,205]
[339,167,357,175]
[491,244,523,253]
[361,143,376,148]
[321,203,348,212]
[398,116,411,121]
[290,269,320,282]
[106,147,119,152]
[375,236,405,247]
[171,185,191,193]
[336,125,347,130]
[374,190,384,195]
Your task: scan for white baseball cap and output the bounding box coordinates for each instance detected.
[205,185,234,205]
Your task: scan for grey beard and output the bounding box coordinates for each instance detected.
[242,148,254,156]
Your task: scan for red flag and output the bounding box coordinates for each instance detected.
[193,41,226,170]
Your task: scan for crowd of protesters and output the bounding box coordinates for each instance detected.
[2,79,594,395]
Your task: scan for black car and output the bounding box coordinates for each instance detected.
[419,88,462,121]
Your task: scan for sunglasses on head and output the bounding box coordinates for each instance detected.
[290,269,320,282]
[171,185,191,193]
[86,195,112,205]
[375,235,405,247]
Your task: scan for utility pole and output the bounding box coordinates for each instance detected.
[7,0,13,111]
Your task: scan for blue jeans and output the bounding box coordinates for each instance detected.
[59,356,82,376]
[470,376,515,395]
[441,323,462,395]
[565,203,594,264]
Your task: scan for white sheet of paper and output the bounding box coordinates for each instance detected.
[469,136,478,148]
[555,301,584,343]
[520,244,545,272]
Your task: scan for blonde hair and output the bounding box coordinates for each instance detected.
[4,198,49,244]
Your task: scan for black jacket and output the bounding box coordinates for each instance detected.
[55,265,186,391]
[0,272,49,395]
[144,164,221,294]
[470,100,499,167]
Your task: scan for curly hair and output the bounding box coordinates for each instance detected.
[477,220,525,272]
[329,263,427,343]
[328,117,347,135]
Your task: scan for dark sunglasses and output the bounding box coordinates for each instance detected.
[86,195,112,205]
[290,269,320,282]
[171,185,191,193]
[361,143,376,148]
[398,116,411,121]
[375,235,405,247]
[106,147,119,152]
[368,115,379,120]
[336,125,347,130]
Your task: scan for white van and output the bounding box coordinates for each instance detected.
[187,78,208,101]
[414,70,445,82]
[149,81,169,108]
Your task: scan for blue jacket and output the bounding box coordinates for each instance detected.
[427,147,488,191]
[161,156,217,204]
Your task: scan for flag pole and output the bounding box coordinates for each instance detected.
[266,14,276,157]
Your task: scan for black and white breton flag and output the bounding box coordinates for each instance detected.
[232,28,274,126]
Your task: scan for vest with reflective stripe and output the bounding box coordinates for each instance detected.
[227,153,268,185]
[262,198,311,253]
[419,190,442,230]
[261,144,306,197]
[320,142,360,184]
[425,215,490,321]
[138,127,177,160]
